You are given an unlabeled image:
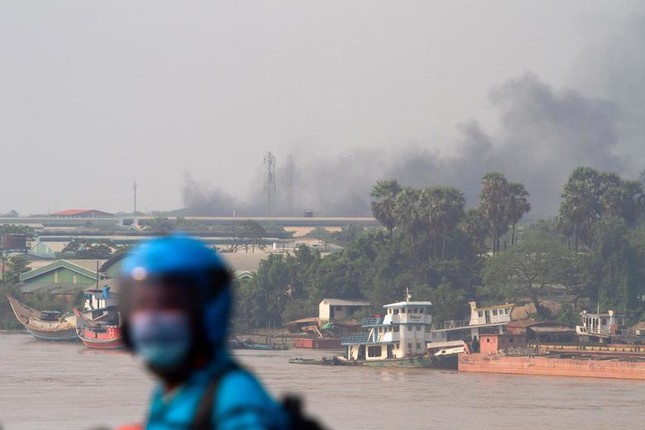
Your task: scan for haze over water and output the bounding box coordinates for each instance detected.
[0,334,643,430]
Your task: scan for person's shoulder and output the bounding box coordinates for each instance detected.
[218,368,276,407]
[215,368,289,429]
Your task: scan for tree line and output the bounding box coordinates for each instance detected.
[234,167,644,330]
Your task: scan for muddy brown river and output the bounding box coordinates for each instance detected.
[0,333,643,429]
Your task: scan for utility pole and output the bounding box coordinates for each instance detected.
[286,155,295,215]
[263,152,276,216]
[133,182,138,216]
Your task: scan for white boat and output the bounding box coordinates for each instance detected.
[340,290,466,368]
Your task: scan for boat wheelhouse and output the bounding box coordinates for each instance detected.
[341,290,449,364]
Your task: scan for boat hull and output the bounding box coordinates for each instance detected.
[289,355,458,369]
[26,327,79,341]
[357,356,457,369]
[78,336,125,349]
[7,296,78,342]
[459,353,645,380]
[74,309,124,349]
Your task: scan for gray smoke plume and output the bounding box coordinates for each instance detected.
[182,73,631,218]
[181,173,236,216]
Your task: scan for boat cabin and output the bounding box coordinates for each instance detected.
[576,310,626,338]
[479,333,527,355]
[83,284,119,311]
[468,301,514,326]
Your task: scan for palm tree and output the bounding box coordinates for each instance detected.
[370,179,402,243]
[559,167,600,250]
[480,172,511,253]
[393,188,423,247]
[508,182,530,245]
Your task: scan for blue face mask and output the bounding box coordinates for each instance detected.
[129,311,192,369]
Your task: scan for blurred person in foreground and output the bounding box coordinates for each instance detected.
[117,235,291,430]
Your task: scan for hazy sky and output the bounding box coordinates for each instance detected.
[0,1,642,215]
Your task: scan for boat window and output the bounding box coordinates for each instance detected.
[419,308,424,313]
[394,326,400,332]
[388,309,392,314]
[478,311,483,317]
[367,346,382,357]
[401,308,406,314]
[393,309,399,315]
[492,309,498,316]
[336,306,343,311]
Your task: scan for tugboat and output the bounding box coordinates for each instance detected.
[290,290,467,368]
[341,290,465,368]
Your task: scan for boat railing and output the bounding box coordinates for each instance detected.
[361,317,383,327]
[433,319,470,331]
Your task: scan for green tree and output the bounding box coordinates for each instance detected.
[61,239,118,259]
[480,172,511,253]
[508,182,531,245]
[4,255,30,287]
[419,187,465,260]
[236,220,267,252]
[558,167,600,250]
[393,188,424,247]
[462,207,490,252]
[483,239,572,318]
[370,179,402,243]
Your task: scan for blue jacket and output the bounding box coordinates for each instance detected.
[146,356,289,430]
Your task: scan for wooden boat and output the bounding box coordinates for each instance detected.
[7,296,78,341]
[228,338,289,351]
[288,356,345,366]
[74,308,124,349]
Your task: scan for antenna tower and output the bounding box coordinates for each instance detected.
[286,155,295,215]
[263,152,276,215]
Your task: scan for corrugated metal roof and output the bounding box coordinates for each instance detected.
[19,283,87,295]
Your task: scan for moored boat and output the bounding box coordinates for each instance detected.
[339,290,466,369]
[6,296,78,341]
[74,308,124,349]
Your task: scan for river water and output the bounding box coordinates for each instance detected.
[0,333,643,430]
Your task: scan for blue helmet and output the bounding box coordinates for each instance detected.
[120,235,232,348]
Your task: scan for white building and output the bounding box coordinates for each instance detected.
[318,298,371,322]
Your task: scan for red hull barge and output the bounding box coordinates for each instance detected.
[459,353,645,380]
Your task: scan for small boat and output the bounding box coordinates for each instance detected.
[288,356,346,366]
[7,296,78,341]
[74,308,124,349]
[228,338,289,351]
